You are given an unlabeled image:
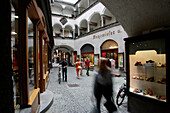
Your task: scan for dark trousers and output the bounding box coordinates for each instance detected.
[62,68,67,81]
[94,82,117,113]
[86,67,89,76]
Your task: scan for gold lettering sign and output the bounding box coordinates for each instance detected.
[93,30,121,39]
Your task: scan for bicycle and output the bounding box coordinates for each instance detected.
[116,78,127,106]
[58,65,62,84]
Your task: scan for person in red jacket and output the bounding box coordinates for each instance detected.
[85,57,90,76]
[76,59,81,79]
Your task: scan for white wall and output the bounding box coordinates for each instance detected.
[54,25,128,56]
[74,25,128,55]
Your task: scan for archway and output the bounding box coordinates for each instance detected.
[64,25,73,37]
[53,45,74,65]
[53,23,62,37]
[81,44,94,66]
[100,40,118,68]
[80,19,88,35]
[103,8,117,25]
[89,12,101,31]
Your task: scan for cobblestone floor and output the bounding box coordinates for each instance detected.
[46,64,128,113]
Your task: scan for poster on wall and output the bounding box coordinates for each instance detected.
[94,54,99,66]
[118,53,124,68]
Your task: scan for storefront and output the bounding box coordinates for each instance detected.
[124,30,170,113]
[11,0,53,112]
[101,40,118,68]
[81,44,94,66]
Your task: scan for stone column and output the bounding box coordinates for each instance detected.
[101,15,104,27]
[62,28,65,37]
[78,27,80,36]
[87,21,90,32]
[88,0,90,7]
[73,29,75,38]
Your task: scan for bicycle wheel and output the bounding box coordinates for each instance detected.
[116,89,126,106]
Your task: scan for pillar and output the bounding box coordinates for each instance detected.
[87,21,90,32]
[88,0,90,7]
[18,0,29,106]
[78,27,80,36]
[39,31,44,93]
[0,0,14,112]
[62,28,65,37]
[73,29,75,38]
[101,15,104,27]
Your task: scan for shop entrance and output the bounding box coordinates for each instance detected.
[81,44,94,66]
[101,40,118,68]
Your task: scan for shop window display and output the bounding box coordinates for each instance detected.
[28,38,35,94]
[126,37,167,102]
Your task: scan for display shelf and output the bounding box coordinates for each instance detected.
[130,88,166,102]
[124,30,170,113]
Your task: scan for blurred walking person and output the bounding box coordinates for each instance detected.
[94,58,117,113]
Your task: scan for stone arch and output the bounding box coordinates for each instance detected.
[88,12,102,30]
[79,19,88,35]
[53,23,62,36]
[80,43,95,65]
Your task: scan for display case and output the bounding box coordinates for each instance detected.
[124,30,170,113]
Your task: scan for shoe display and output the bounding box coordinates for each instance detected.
[135,61,143,66]
[133,88,138,92]
[160,96,166,100]
[136,76,140,80]
[148,88,153,96]
[157,78,166,84]
[136,89,142,93]
[149,77,154,82]
[156,95,161,99]
[132,76,136,79]
[146,60,154,63]
[145,77,150,81]
[140,76,144,80]
[143,89,148,95]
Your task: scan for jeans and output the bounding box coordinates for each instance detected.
[62,68,67,81]
[86,67,89,76]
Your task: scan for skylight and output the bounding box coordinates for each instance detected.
[55,0,79,4]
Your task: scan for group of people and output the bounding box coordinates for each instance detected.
[57,57,91,81]
[75,57,90,79]
[58,57,117,113]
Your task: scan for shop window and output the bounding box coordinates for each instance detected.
[126,37,167,102]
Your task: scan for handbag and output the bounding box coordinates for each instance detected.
[78,66,81,69]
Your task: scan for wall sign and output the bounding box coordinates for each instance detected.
[93,30,122,39]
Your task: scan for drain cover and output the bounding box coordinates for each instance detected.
[68,84,80,87]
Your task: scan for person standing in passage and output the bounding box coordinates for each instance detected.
[80,58,84,76]
[94,58,117,113]
[59,58,68,82]
[85,57,90,76]
[75,59,81,79]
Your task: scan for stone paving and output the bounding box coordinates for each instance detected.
[46,64,128,113]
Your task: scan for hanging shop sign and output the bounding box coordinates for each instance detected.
[60,17,67,25]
